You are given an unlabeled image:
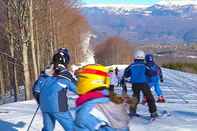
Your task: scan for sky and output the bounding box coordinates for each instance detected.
[82,0,160,5]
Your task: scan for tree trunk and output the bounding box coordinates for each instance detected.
[8,1,18,101]
[29,0,38,79]
[0,56,5,97]
[49,5,54,55]
[35,20,40,72]
[23,44,31,100]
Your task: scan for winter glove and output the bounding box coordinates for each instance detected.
[160,79,164,83]
[109,92,124,104]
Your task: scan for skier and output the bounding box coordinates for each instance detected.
[115,67,119,77]
[145,54,165,103]
[74,64,131,131]
[32,48,77,131]
[108,67,118,93]
[115,67,122,87]
[122,50,158,118]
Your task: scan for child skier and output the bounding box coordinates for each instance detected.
[108,67,119,93]
[145,54,165,103]
[74,64,131,131]
[122,50,158,118]
[32,48,77,131]
[115,67,122,87]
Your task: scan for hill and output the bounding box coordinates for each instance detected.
[81,3,197,44]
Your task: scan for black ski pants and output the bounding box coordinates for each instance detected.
[132,83,157,114]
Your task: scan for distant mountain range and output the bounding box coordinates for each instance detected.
[81,2,197,44]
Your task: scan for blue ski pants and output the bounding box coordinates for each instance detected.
[42,112,74,131]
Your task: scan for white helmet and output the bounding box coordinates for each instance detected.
[134,50,145,60]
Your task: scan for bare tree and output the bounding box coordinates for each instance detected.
[0,0,89,102]
[95,37,136,65]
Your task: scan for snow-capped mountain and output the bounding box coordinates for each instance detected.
[158,0,197,6]
[81,2,197,44]
[82,4,149,14]
[82,2,197,15]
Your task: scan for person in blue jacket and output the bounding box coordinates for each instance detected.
[122,50,158,118]
[32,48,77,131]
[74,64,130,131]
[145,54,165,103]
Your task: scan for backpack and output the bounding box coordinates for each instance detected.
[148,64,159,77]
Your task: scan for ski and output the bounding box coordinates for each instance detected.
[132,110,171,124]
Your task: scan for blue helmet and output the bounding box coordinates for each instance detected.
[52,48,70,66]
[145,54,154,63]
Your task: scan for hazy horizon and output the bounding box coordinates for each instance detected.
[82,0,160,5]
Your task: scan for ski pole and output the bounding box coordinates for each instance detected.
[26,105,40,131]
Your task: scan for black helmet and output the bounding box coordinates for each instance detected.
[52,48,70,66]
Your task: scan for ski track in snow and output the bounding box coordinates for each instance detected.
[129,68,197,131]
[0,68,197,131]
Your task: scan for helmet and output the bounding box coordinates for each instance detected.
[76,64,110,95]
[134,50,145,60]
[58,48,69,55]
[52,48,70,66]
[145,54,154,63]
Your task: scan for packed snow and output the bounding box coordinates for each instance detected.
[1,66,197,131]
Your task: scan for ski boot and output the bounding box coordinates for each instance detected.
[157,96,165,103]
[129,111,140,118]
[129,107,139,118]
[150,112,159,121]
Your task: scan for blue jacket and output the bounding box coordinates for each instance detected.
[123,60,152,84]
[32,70,76,113]
[74,97,129,131]
[146,62,163,84]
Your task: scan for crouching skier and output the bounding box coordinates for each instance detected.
[74,64,130,131]
[32,48,77,131]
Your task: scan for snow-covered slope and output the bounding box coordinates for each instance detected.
[1,68,197,131]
